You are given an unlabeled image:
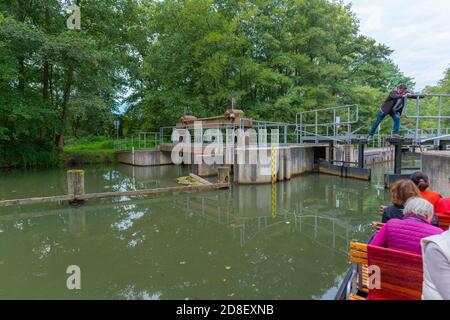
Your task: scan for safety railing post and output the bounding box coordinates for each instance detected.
[300,113,303,144]
[315,111,318,144]
[333,109,337,140]
[284,125,287,145]
[415,97,420,143]
[347,106,351,140]
[437,96,442,148]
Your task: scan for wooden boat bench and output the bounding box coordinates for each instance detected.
[347,242,423,300]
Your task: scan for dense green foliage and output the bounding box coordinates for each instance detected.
[1,0,446,168]
[411,67,450,131]
[136,0,414,131]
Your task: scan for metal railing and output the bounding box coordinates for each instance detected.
[239,119,297,145]
[296,104,360,144]
[114,131,161,151]
[403,94,450,145]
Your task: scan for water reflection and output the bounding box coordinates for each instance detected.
[0,163,393,299]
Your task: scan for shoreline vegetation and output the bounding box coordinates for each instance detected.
[61,136,117,167]
[0,137,117,169]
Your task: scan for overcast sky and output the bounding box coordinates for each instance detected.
[343,0,450,90]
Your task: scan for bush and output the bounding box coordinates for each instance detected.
[0,141,61,168]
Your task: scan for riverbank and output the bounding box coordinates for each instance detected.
[0,137,119,169]
[61,137,117,166]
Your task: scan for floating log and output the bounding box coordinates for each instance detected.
[0,195,72,207]
[0,183,229,207]
[0,169,230,208]
[76,183,228,201]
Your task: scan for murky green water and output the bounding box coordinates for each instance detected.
[0,162,398,300]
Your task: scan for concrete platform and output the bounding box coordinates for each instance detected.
[234,145,317,184]
[115,149,172,166]
[422,151,450,197]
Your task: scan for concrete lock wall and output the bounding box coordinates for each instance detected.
[358,147,395,165]
[235,146,315,184]
[116,149,173,166]
[334,145,354,164]
[326,145,394,165]
[422,151,450,197]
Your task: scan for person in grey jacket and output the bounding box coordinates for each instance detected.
[367,84,428,139]
[421,230,450,300]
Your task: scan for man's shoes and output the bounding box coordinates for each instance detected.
[367,135,374,141]
[391,133,401,139]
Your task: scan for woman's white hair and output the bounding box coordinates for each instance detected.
[404,196,434,218]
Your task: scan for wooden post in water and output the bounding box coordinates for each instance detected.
[218,167,230,185]
[67,170,85,205]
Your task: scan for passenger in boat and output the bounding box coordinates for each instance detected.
[382,179,420,223]
[411,172,442,210]
[435,178,450,215]
[371,197,443,254]
[421,230,450,300]
[436,198,450,215]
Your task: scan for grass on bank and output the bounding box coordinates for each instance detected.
[62,136,117,165]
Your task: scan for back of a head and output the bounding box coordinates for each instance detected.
[410,172,430,192]
[398,83,407,90]
[390,179,420,206]
[404,197,434,218]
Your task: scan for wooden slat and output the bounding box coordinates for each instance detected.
[349,294,366,301]
[350,242,368,251]
[371,222,385,233]
[189,173,213,185]
[378,282,422,300]
[349,249,368,259]
[349,257,368,264]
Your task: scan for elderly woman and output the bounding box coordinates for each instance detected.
[422,230,450,300]
[382,179,420,223]
[371,197,443,254]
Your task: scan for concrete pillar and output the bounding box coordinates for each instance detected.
[218,167,230,184]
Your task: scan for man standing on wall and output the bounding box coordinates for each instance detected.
[367,84,428,140]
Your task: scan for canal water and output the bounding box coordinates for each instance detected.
[0,161,407,300]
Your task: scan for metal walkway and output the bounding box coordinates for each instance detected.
[295,94,450,149]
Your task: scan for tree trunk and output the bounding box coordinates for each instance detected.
[41,1,50,140]
[49,64,54,105]
[58,67,74,148]
[41,61,50,140]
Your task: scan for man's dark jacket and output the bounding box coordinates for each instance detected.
[380,90,425,115]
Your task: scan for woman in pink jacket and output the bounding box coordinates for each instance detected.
[371,197,443,254]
